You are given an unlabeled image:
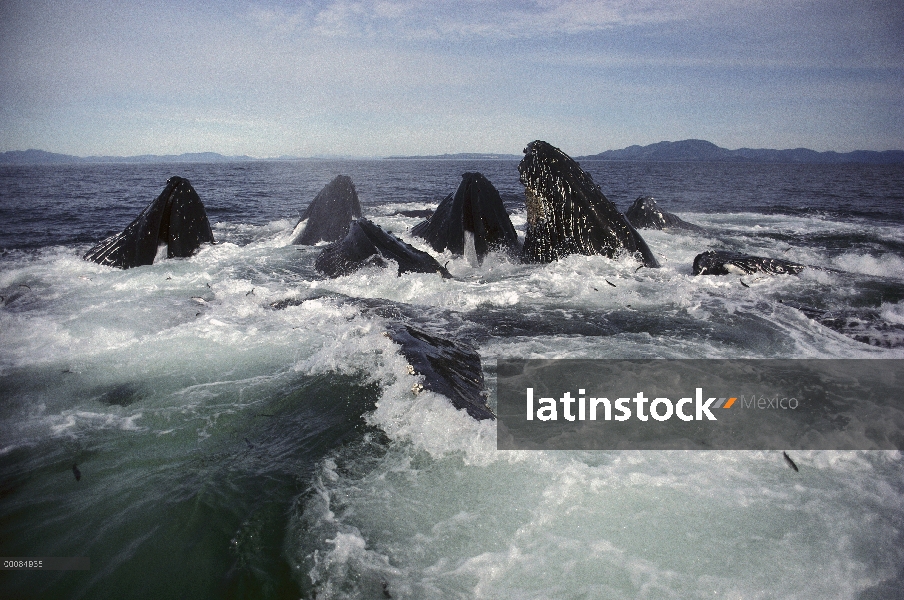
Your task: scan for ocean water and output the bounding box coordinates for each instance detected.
[1,159,904,599]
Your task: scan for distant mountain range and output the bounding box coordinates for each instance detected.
[385,152,522,160]
[2,141,903,165]
[575,139,904,164]
[0,149,256,165]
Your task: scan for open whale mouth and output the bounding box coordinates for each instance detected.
[83,176,214,269]
[410,172,519,266]
[518,140,660,267]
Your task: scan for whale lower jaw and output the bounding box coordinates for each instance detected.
[288,219,308,244]
[463,230,479,267]
[153,242,169,264]
[519,195,661,267]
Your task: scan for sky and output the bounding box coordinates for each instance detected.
[1,0,902,157]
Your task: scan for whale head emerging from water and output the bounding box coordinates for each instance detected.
[83,176,214,269]
[625,196,704,232]
[411,172,518,266]
[290,175,362,245]
[692,250,806,275]
[385,322,495,420]
[315,218,452,278]
[518,141,659,267]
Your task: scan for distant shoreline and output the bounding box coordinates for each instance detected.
[384,153,521,160]
[2,140,903,165]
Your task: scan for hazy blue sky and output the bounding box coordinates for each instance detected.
[1,0,902,157]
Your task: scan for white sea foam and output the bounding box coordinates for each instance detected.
[2,207,903,598]
[833,252,904,278]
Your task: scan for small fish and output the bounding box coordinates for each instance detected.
[592,287,598,291]
[72,464,81,481]
[246,288,254,296]
[191,297,207,304]
[381,581,392,599]
[166,276,172,280]
[605,280,616,287]
[783,451,799,472]
[740,279,750,288]
[206,283,212,288]
[19,284,31,290]
[635,265,644,273]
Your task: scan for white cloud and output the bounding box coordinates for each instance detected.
[1,0,901,155]
[243,0,690,40]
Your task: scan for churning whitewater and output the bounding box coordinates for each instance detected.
[1,158,903,599]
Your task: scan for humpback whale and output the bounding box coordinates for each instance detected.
[315,218,452,278]
[518,141,659,267]
[385,322,495,420]
[693,251,806,276]
[625,196,704,232]
[83,176,214,269]
[411,172,518,265]
[290,175,362,245]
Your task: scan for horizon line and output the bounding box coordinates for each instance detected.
[3,140,904,163]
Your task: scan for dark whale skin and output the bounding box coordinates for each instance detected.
[625,196,704,232]
[291,175,362,245]
[518,140,659,267]
[411,172,518,265]
[83,176,214,269]
[692,250,806,276]
[385,322,495,421]
[315,218,451,279]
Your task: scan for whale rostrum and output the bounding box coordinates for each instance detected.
[83,176,214,269]
[385,322,495,421]
[411,172,518,266]
[625,196,704,232]
[291,175,362,245]
[518,141,659,267]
